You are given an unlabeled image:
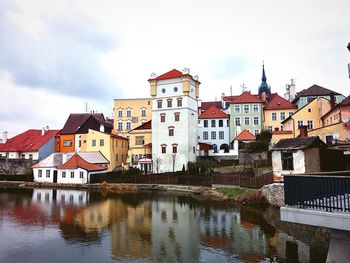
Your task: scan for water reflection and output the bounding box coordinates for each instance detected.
[0,188,328,263]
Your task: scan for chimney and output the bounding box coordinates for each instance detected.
[45,125,49,131]
[2,131,8,144]
[41,127,45,136]
[330,93,335,108]
[299,125,308,138]
[274,127,279,132]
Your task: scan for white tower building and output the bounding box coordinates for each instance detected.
[149,69,200,173]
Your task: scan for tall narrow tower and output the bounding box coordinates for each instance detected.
[148,69,200,173]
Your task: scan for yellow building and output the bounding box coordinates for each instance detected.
[80,129,129,171]
[281,97,332,138]
[126,121,152,167]
[113,98,152,137]
[263,93,297,132]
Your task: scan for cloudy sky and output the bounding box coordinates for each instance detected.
[0,0,349,136]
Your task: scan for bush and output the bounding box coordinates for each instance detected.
[123,167,142,177]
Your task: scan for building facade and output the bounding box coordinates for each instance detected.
[113,98,152,137]
[149,69,200,173]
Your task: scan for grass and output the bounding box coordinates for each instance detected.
[215,187,252,198]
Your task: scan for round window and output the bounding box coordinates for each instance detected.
[174,87,178,92]
[162,88,166,93]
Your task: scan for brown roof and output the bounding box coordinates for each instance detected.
[61,113,105,134]
[292,84,342,103]
[132,120,152,131]
[57,153,107,171]
[234,130,256,141]
[199,105,229,119]
[272,136,325,150]
[264,93,297,110]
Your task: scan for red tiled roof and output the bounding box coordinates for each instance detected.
[234,129,256,141]
[264,93,297,110]
[272,130,293,135]
[223,92,262,103]
[57,153,107,171]
[199,105,229,119]
[154,69,184,80]
[200,101,222,111]
[132,120,152,131]
[198,142,212,151]
[0,129,60,152]
[321,95,350,120]
[61,113,105,134]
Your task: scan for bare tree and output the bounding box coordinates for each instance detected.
[153,156,163,174]
[0,159,20,175]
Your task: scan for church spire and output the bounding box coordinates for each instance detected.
[258,62,271,95]
[262,62,267,82]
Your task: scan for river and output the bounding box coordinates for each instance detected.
[0,187,329,263]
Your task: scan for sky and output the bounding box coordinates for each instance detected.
[0,0,349,137]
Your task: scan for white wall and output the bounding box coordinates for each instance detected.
[33,167,56,183]
[272,150,305,176]
[0,151,39,160]
[198,118,230,151]
[58,168,89,184]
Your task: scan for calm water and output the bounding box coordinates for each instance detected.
[0,187,328,263]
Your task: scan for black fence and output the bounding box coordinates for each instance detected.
[0,174,32,181]
[284,174,350,212]
[90,171,273,189]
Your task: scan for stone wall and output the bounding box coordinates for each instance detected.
[261,183,284,207]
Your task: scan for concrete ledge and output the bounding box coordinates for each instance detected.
[281,206,350,231]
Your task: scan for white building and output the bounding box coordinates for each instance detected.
[149,69,200,172]
[197,105,231,155]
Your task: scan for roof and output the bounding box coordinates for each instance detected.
[148,69,201,84]
[111,134,128,141]
[0,129,60,152]
[131,120,152,131]
[198,142,212,151]
[199,105,229,119]
[61,113,105,134]
[58,153,107,171]
[223,92,262,104]
[321,95,350,120]
[292,84,342,103]
[66,151,109,164]
[264,93,297,110]
[234,130,256,141]
[271,136,325,150]
[32,153,64,168]
[272,130,293,135]
[200,101,222,111]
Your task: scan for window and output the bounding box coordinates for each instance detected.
[219,131,224,140]
[244,105,249,113]
[62,171,66,178]
[169,127,174,136]
[157,100,162,108]
[161,145,166,153]
[244,117,250,125]
[177,98,182,107]
[307,120,313,130]
[308,108,311,113]
[281,151,294,170]
[211,120,216,127]
[280,112,286,121]
[235,117,240,126]
[297,120,303,128]
[136,136,144,145]
[172,145,177,153]
[21,154,25,159]
[203,131,208,140]
[174,113,180,122]
[132,117,138,123]
[29,154,33,160]
[212,144,218,153]
[92,139,96,147]
[234,105,240,113]
[219,120,223,127]
[272,112,277,121]
[268,126,273,132]
[80,171,84,179]
[70,172,74,178]
[126,122,131,130]
[254,129,260,135]
[126,109,132,117]
[99,139,104,146]
[160,114,165,122]
[204,120,208,127]
[141,109,146,117]
[122,154,124,162]
[46,170,50,178]
[118,122,123,131]
[167,99,172,108]
[63,140,72,147]
[289,112,293,116]
[253,117,259,125]
[38,170,42,178]
[211,131,216,140]
[118,110,123,117]
[253,104,259,113]
[116,154,119,162]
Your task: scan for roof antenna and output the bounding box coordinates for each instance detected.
[84,102,89,113]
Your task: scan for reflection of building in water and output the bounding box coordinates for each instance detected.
[110,199,152,260]
[152,196,200,262]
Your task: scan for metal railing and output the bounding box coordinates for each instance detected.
[284,174,350,212]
